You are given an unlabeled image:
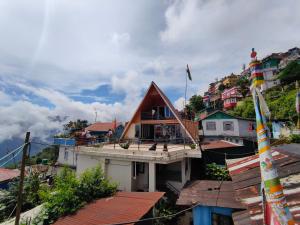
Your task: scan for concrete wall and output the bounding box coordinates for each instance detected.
[57,146,77,167]
[76,154,133,191]
[106,159,132,191]
[76,154,105,175]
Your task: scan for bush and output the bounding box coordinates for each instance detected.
[38,166,117,224]
[289,134,300,143]
[77,166,117,203]
[206,163,230,181]
[39,168,82,224]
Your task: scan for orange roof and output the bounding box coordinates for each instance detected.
[0,168,20,183]
[53,192,164,225]
[85,122,121,132]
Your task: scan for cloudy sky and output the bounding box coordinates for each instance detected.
[0,0,300,143]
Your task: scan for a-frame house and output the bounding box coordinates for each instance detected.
[121,81,198,144]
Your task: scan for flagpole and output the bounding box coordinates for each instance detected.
[184,65,188,148]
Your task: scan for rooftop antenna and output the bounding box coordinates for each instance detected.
[94,108,98,123]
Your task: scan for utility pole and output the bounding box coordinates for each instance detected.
[15,132,30,225]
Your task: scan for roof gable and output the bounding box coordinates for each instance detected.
[203,111,236,120]
[120,82,197,143]
[202,110,255,121]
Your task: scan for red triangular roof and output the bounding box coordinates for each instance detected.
[120,81,197,143]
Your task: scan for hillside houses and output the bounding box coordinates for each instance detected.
[202,47,300,111]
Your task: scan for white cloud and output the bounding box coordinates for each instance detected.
[1,0,300,143]
[174,97,188,111]
[0,90,12,106]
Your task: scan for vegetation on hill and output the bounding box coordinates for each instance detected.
[229,84,298,124]
[277,61,300,85]
[28,145,59,165]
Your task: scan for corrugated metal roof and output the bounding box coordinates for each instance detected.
[53,192,164,225]
[226,144,300,225]
[0,168,19,183]
[176,180,245,209]
[201,140,241,150]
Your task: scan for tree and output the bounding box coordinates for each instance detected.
[218,83,226,92]
[188,95,205,113]
[63,119,89,136]
[236,76,250,97]
[277,61,300,85]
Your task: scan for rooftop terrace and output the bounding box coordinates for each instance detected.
[77,143,201,163]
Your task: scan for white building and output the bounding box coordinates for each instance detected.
[57,82,201,193]
[200,110,256,143]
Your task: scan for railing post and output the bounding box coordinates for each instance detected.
[114,139,115,149]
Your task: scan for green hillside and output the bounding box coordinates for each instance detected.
[229,84,298,124]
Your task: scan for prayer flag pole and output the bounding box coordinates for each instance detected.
[249,48,294,225]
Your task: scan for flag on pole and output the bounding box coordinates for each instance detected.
[186,64,192,81]
[249,49,294,225]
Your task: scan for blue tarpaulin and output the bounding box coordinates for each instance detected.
[53,138,76,146]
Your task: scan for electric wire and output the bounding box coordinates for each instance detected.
[0,147,24,167]
[0,143,26,162]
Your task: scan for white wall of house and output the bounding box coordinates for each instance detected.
[202,119,239,137]
[202,118,256,138]
[106,159,133,191]
[57,146,77,167]
[76,154,105,175]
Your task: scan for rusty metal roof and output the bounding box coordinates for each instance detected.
[0,168,19,183]
[53,192,164,225]
[201,140,241,150]
[226,144,300,225]
[176,180,245,209]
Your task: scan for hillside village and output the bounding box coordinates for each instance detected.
[0,47,300,225]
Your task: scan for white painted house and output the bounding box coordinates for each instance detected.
[200,111,256,142]
[57,82,201,193]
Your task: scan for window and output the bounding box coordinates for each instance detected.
[164,106,173,118]
[64,150,69,161]
[223,121,234,131]
[135,124,140,138]
[206,121,216,131]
